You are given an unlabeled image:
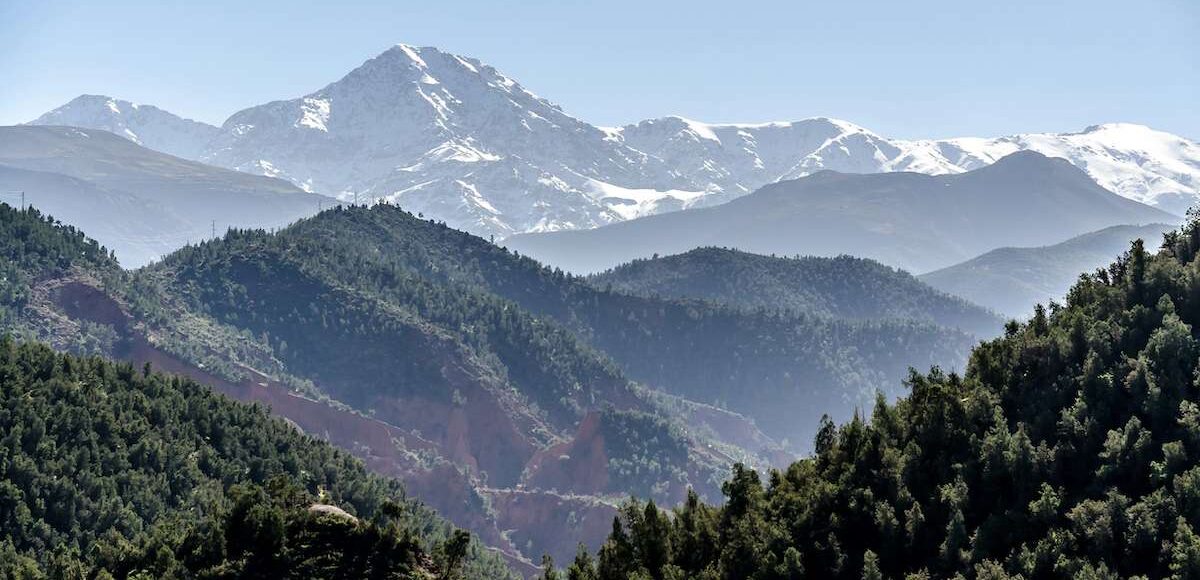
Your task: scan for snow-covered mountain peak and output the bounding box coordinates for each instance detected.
[806,116,868,132]
[613,114,911,194]
[665,116,724,143]
[29,44,1200,238]
[1078,122,1158,135]
[390,43,432,67]
[1072,123,1200,161]
[51,94,132,115]
[917,122,1200,213]
[73,94,135,115]
[29,94,219,159]
[377,44,496,81]
[348,43,469,88]
[197,44,696,235]
[331,44,570,125]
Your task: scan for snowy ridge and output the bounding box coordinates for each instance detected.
[29,45,1200,239]
[613,117,1200,214]
[28,95,220,160]
[192,44,710,236]
[912,124,1200,214]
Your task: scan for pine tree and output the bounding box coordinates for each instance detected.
[567,543,598,580]
[862,550,883,580]
[541,555,560,580]
[1170,519,1200,579]
[598,517,634,580]
[632,501,671,579]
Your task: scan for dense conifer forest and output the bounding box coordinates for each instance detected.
[153,204,973,446]
[557,217,1200,579]
[589,247,1002,336]
[12,202,1195,578]
[0,207,117,326]
[0,341,515,579]
[0,202,747,566]
[4,10,1193,578]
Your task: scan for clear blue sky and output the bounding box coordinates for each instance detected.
[1,0,1196,139]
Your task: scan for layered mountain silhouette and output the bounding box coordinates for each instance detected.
[0,199,988,567]
[506,151,1177,274]
[30,94,220,159]
[590,247,1003,336]
[0,125,324,266]
[28,45,1200,240]
[921,222,1176,317]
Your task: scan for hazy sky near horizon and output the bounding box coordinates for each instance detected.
[1,0,1196,139]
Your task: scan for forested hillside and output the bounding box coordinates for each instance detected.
[0,206,112,317]
[565,216,1200,578]
[167,204,976,447]
[0,340,514,579]
[0,202,765,567]
[145,205,746,493]
[0,205,127,353]
[0,201,976,568]
[590,247,1002,336]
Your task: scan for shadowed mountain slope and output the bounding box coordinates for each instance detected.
[506,151,1176,274]
[0,125,324,266]
[921,223,1177,318]
[590,247,1003,336]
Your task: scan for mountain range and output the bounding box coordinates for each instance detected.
[505,151,1176,274]
[0,199,987,569]
[5,37,1198,580]
[10,198,1200,579]
[27,44,1200,241]
[571,207,1200,580]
